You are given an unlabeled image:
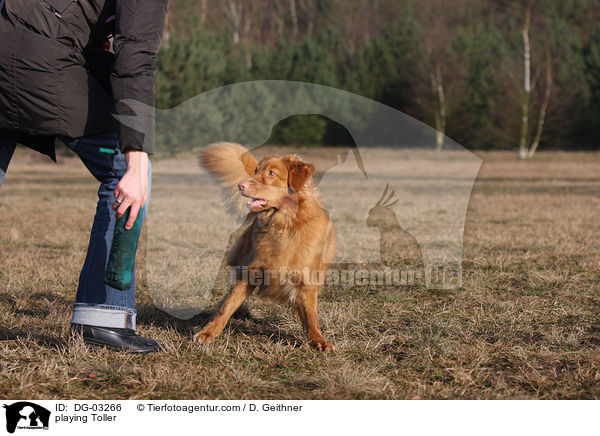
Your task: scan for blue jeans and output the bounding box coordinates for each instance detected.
[0,132,150,330]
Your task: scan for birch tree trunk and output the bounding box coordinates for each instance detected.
[527,55,553,158]
[518,4,552,160]
[430,62,447,151]
[223,0,243,45]
[519,4,532,159]
[162,7,171,48]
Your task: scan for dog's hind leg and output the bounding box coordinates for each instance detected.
[294,286,334,351]
[193,281,253,344]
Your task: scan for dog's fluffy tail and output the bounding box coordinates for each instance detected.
[200,142,258,217]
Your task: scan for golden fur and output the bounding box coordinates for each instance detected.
[194,142,336,351]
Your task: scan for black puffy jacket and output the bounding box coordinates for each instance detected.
[0,0,168,157]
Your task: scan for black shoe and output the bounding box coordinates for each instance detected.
[71,324,162,353]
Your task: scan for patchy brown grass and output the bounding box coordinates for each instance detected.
[1,146,599,399]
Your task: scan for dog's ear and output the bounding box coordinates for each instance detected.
[284,156,315,192]
[241,151,258,176]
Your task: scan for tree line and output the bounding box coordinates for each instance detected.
[155,0,600,155]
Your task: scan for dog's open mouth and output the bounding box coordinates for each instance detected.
[245,197,267,210]
[240,191,269,211]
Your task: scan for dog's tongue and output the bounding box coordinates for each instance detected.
[247,199,267,209]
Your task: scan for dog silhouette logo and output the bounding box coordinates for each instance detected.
[3,402,50,433]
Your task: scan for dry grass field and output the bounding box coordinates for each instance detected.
[1,145,600,399]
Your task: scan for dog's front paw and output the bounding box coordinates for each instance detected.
[310,339,335,352]
[193,325,216,344]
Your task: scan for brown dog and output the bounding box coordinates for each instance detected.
[193,143,336,351]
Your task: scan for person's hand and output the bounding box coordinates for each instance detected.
[113,150,149,230]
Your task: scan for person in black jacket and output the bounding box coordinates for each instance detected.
[0,0,169,353]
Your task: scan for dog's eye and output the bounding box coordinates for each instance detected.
[267,170,276,177]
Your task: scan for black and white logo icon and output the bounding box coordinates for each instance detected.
[3,402,50,433]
